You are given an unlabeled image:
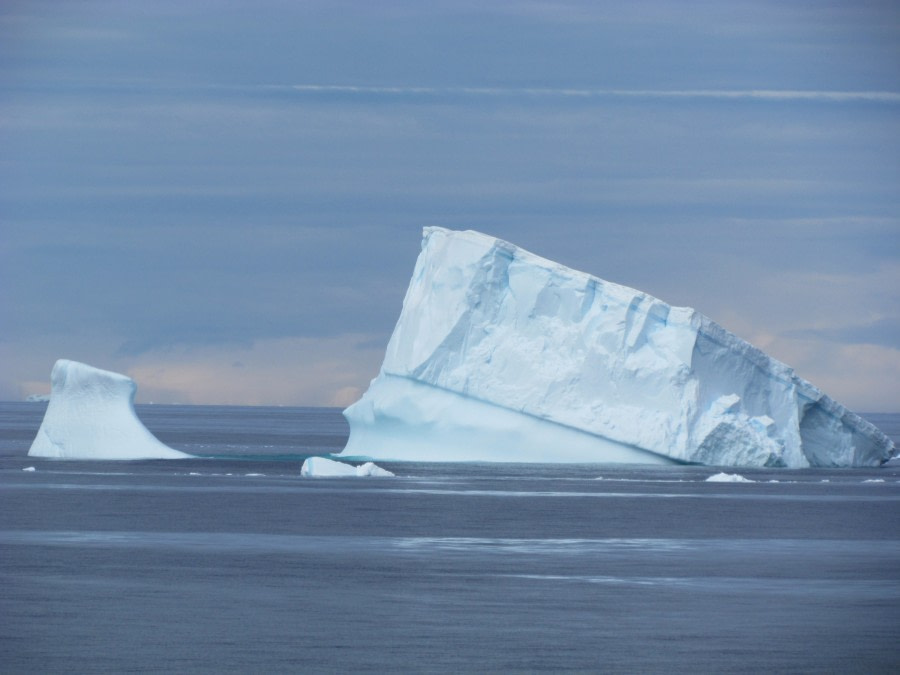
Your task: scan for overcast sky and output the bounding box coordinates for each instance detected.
[2,0,898,410]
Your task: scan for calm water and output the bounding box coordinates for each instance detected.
[1,403,899,673]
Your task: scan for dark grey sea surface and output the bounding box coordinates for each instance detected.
[1,402,899,673]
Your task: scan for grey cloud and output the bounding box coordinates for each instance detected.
[272,84,900,103]
[784,318,900,349]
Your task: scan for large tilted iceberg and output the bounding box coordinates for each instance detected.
[342,227,895,467]
[28,359,190,460]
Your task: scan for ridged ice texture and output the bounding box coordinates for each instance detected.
[343,227,895,467]
[28,360,190,460]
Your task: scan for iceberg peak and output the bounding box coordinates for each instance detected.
[28,359,190,460]
[342,227,894,468]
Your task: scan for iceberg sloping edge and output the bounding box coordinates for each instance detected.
[342,227,895,467]
[28,359,190,460]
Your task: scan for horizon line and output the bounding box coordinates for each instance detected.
[265,84,900,103]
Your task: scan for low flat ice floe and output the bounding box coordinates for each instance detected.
[300,456,394,478]
[706,472,756,483]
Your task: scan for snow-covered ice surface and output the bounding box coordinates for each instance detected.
[27,360,190,460]
[301,456,394,477]
[344,227,895,467]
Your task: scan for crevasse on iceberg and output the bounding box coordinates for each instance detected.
[343,227,895,467]
[28,359,189,460]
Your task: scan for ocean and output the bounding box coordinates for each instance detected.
[2,402,899,673]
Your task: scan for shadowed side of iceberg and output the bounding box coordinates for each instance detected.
[342,374,680,464]
[28,359,190,460]
[342,227,895,467]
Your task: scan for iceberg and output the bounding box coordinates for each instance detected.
[300,457,394,477]
[342,227,895,468]
[28,359,190,460]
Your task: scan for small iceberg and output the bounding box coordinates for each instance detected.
[28,359,190,460]
[706,472,755,483]
[22,466,36,472]
[300,457,394,478]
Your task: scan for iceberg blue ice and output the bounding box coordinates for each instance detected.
[342,227,895,467]
[28,359,190,460]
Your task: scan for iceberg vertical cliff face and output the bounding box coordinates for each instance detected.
[343,227,895,467]
[28,359,190,460]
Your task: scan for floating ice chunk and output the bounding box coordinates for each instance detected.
[706,472,755,483]
[300,457,394,477]
[301,457,355,477]
[27,359,190,460]
[863,479,885,483]
[342,227,895,468]
[356,461,395,477]
[22,466,36,472]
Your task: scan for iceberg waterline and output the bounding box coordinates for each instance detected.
[342,227,895,467]
[28,360,190,460]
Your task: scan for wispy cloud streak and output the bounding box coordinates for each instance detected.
[270,85,900,103]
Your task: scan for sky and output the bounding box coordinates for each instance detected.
[1,0,898,410]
